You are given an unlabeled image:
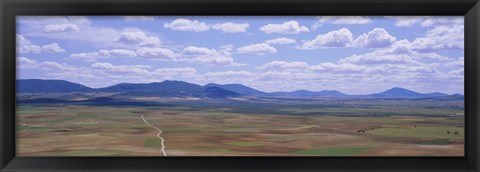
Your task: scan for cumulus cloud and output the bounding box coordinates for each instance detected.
[311,62,369,72]
[123,16,156,21]
[164,18,249,33]
[17,57,69,71]
[211,22,250,33]
[444,57,464,68]
[17,34,66,54]
[420,17,464,27]
[236,43,277,55]
[70,49,137,61]
[153,67,197,76]
[352,28,396,48]
[410,25,464,52]
[17,44,42,54]
[181,46,242,66]
[41,43,66,53]
[43,23,80,33]
[17,34,31,45]
[298,28,353,49]
[163,18,210,32]
[385,16,463,27]
[91,62,152,75]
[259,21,309,34]
[258,61,309,70]
[116,31,160,46]
[264,37,296,45]
[313,16,372,29]
[136,47,177,60]
[204,71,255,78]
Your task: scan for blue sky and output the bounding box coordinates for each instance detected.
[16,16,464,94]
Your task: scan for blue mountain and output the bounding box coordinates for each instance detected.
[204,83,266,95]
[369,87,450,98]
[96,80,239,98]
[202,86,240,98]
[17,79,93,93]
[96,80,204,95]
[17,79,459,99]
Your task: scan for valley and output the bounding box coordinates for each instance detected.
[15,79,464,156]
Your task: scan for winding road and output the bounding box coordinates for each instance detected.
[141,114,168,156]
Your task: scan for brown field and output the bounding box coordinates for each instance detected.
[16,105,464,156]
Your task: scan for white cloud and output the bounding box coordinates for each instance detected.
[18,16,131,49]
[116,31,160,46]
[385,16,463,27]
[41,43,66,53]
[17,34,66,54]
[236,43,277,55]
[17,57,38,68]
[311,62,369,72]
[17,57,69,71]
[258,61,309,70]
[264,37,296,45]
[70,49,137,61]
[163,18,210,32]
[352,28,396,48]
[385,16,424,27]
[91,62,152,75]
[444,57,464,69]
[298,28,353,49]
[123,16,156,21]
[181,46,242,66]
[338,39,451,65]
[43,23,80,33]
[313,16,372,29]
[204,71,255,78]
[17,44,42,54]
[211,22,250,33]
[17,34,31,45]
[136,47,177,60]
[410,25,464,52]
[259,21,309,34]
[66,16,91,25]
[420,17,463,27]
[153,67,197,76]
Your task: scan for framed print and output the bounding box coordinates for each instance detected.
[1,0,479,171]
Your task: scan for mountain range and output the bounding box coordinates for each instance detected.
[17,79,463,99]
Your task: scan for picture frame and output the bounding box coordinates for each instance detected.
[1,0,479,171]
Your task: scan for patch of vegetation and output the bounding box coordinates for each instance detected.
[292,147,372,156]
[144,137,161,147]
[367,126,464,140]
[417,139,453,145]
[16,125,30,131]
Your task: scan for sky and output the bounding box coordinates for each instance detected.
[16,16,464,94]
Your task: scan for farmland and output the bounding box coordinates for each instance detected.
[16,97,464,156]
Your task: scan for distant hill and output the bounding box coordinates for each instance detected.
[369,87,451,98]
[17,79,92,93]
[202,86,240,98]
[269,90,347,97]
[98,80,205,97]
[17,79,460,99]
[204,83,266,95]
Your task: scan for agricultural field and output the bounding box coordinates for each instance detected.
[16,100,464,156]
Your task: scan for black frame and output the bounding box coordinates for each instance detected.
[1,0,479,171]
